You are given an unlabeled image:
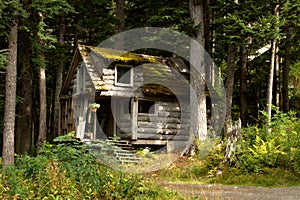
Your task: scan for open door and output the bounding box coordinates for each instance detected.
[97,98,116,139]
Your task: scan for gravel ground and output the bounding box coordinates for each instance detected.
[159,181,300,200]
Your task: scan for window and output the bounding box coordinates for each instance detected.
[115,64,133,86]
[138,100,155,114]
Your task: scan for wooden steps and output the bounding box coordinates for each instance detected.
[111,140,142,164]
[85,140,142,164]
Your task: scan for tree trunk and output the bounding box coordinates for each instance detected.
[272,44,280,109]
[224,44,236,136]
[266,4,279,130]
[266,40,276,128]
[282,27,292,113]
[37,12,47,153]
[240,44,247,126]
[2,15,18,167]
[15,30,33,154]
[189,0,207,140]
[52,15,65,137]
[37,65,47,150]
[115,0,125,49]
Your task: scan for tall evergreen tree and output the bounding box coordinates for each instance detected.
[2,2,19,167]
[281,0,300,113]
[52,15,66,138]
[189,0,207,140]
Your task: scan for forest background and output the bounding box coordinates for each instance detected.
[0,0,300,169]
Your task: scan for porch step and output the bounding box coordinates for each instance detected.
[85,139,142,165]
[104,140,135,150]
[110,140,142,164]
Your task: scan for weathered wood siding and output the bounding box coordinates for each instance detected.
[116,100,190,141]
[99,66,143,97]
[137,101,189,140]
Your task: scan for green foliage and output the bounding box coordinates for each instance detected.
[126,0,191,34]
[29,0,73,17]
[0,53,7,70]
[290,61,300,96]
[86,139,120,167]
[66,0,115,45]
[235,110,300,173]
[0,0,26,38]
[0,134,181,199]
[156,110,300,187]
[291,79,300,113]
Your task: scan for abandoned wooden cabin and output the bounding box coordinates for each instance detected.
[60,44,191,153]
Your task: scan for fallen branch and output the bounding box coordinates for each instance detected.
[0,49,9,53]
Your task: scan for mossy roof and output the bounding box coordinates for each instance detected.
[75,44,189,97]
[82,45,159,63]
[141,63,190,97]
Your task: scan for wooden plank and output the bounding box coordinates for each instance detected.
[118,127,131,134]
[103,68,114,75]
[137,116,190,125]
[120,115,131,122]
[157,105,181,112]
[137,121,157,128]
[131,140,167,145]
[137,127,189,135]
[136,133,189,141]
[103,75,114,80]
[112,98,117,137]
[100,90,135,97]
[131,97,138,140]
[118,122,131,129]
[104,80,114,85]
[157,111,190,118]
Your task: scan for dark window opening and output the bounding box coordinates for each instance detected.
[138,100,155,114]
[115,65,132,86]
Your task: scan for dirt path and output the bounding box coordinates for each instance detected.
[159,181,300,200]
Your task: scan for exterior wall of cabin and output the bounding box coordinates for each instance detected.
[99,64,143,97]
[113,98,189,141]
[61,46,191,152]
[137,101,189,140]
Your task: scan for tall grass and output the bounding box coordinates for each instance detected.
[0,134,182,199]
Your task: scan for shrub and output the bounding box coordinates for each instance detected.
[0,134,181,199]
[236,110,300,172]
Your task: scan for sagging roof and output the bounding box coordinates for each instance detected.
[61,44,190,97]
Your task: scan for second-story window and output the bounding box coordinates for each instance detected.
[115,64,133,87]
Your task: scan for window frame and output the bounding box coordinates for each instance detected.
[114,64,133,87]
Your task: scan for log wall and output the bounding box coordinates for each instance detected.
[117,100,190,142]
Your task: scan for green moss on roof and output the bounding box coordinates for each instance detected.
[85,45,158,63]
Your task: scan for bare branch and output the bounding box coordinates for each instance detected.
[0,49,9,53]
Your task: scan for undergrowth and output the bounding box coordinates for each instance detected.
[155,110,300,187]
[0,133,182,199]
